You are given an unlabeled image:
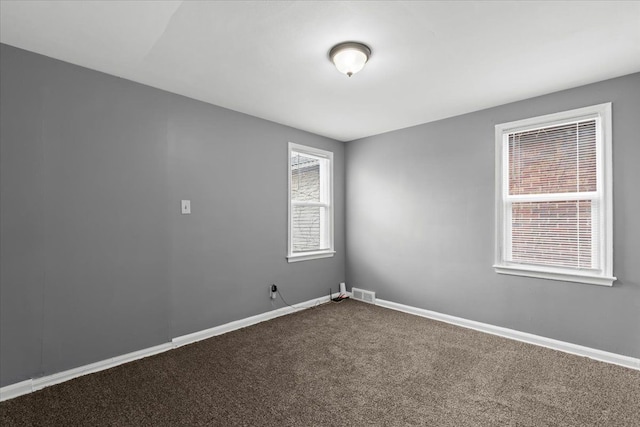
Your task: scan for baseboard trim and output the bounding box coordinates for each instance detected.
[376,298,640,371]
[9,293,630,402]
[172,292,339,348]
[0,342,174,402]
[0,380,32,402]
[31,343,174,393]
[1,292,338,402]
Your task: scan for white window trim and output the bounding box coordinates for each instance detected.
[494,103,615,286]
[287,142,335,263]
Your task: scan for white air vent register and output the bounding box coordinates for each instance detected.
[351,287,375,304]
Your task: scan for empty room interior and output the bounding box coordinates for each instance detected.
[1,1,639,426]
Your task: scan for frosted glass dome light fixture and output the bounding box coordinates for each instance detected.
[329,42,371,77]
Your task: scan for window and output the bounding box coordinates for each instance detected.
[287,142,334,262]
[494,103,615,286]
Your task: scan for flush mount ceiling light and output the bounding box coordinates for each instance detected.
[329,42,371,77]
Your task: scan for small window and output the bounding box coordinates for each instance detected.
[494,103,615,286]
[287,143,334,262]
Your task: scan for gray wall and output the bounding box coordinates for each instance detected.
[346,73,640,359]
[0,44,345,387]
[2,41,637,389]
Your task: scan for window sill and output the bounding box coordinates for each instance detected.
[494,264,616,287]
[287,250,336,263]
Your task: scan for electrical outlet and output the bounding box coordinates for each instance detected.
[270,284,277,299]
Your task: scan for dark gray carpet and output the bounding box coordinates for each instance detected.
[1,300,639,426]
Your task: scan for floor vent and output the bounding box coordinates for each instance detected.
[351,287,376,304]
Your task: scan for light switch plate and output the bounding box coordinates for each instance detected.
[181,200,191,214]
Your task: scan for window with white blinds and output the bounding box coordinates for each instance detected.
[494,103,615,286]
[287,143,334,262]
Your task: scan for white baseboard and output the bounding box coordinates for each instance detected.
[31,343,174,393]
[0,380,32,402]
[173,292,339,348]
[376,298,640,371]
[1,292,338,402]
[0,342,174,402]
[7,292,631,403]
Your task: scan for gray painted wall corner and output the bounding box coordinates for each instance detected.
[345,72,640,359]
[0,43,346,387]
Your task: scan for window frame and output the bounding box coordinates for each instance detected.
[287,142,335,263]
[494,103,615,286]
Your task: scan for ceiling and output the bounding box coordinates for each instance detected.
[1,1,639,142]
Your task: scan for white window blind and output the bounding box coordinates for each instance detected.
[507,120,597,269]
[495,103,615,286]
[288,143,334,262]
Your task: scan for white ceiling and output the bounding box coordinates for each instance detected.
[1,1,639,141]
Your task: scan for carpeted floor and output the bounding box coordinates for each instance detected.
[1,299,639,426]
